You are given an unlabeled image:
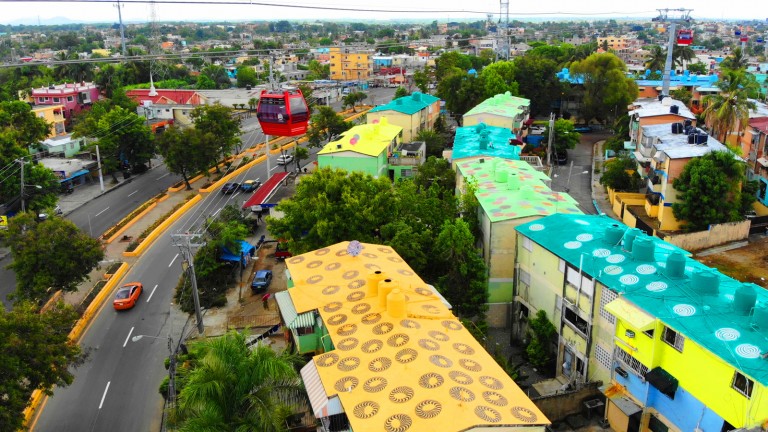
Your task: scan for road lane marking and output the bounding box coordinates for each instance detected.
[146,284,158,303]
[123,327,134,348]
[95,207,110,217]
[169,254,179,268]
[99,382,110,409]
[128,190,138,197]
[156,173,169,180]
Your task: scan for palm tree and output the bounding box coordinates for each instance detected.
[248,97,257,111]
[171,331,306,431]
[645,45,666,72]
[720,47,749,71]
[702,69,757,144]
[672,45,694,70]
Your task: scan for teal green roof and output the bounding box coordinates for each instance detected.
[464,92,530,118]
[368,91,440,115]
[516,214,768,386]
[456,157,581,222]
[452,123,520,161]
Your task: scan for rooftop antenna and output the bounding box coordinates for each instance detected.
[652,8,694,99]
[113,0,127,56]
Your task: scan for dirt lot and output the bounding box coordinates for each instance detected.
[696,236,768,288]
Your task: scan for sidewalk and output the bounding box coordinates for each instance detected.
[591,140,622,221]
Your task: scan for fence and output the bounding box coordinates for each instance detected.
[663,220,751,251]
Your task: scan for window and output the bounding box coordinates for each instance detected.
[615,346,649,376]
[296,326,314,336]
[643,329,655,338]
[662,326,685,352]
[732,371,754,398]
[53,97,60,103]
[522,237,533,252]
[600,289,618,324]
[67,96,74,102]
[595,344,611,370]
[563,306,589,336]
[648,414,669,432]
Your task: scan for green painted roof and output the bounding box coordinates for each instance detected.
[457,157,581,222]
[274,291,316,329]
[464,92,530,118]
[318,118,403,157]
[368,92,440,115]
[452,123,520,161]
[516,214,768,386]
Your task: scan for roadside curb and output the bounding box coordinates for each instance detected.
[123,194,203,257]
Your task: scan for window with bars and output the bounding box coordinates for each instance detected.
[615,346,648,376]
[600,289,618,324]
[732,371,754,398]
[594,344,612,371]
[522,237,533,252]
[662,326,685,352]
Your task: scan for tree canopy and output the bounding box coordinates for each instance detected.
[156,126,212,190]
[599,156,642,192]
[702,69,757,145]
[305,106,352,147]
[543,119,581,152]
[569,52,638,124]
[190,103,242,166]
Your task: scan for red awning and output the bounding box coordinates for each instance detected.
[242,172,289,209]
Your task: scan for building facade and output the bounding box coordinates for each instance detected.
[30,82,100,125]
[367,92,440,142]
[329,47,372,81]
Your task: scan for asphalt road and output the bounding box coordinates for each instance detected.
[549,131,612,215]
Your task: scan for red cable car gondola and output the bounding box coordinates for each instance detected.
[740,36,749,43]
[677,29,693,46]
[256,88,309,137]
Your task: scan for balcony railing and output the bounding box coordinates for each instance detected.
[388,155,422,166]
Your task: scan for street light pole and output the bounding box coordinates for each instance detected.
[18,159,24,212]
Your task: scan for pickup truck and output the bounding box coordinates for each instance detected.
[275,242,292,260]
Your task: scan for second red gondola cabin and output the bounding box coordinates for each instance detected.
[677,29,693,46]
[256,88,309,137]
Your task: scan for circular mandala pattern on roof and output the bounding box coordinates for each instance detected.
[604,265,623,275]
[335,250,348,257]
[369,357,392,372]
[348,279,366,290]
[646,281,668,292]
[715,328,741,341]
[419,339,440,351]
[657,243,674,250]
[327,314,348,326]
[337,356,361,371]
[361,339,383,353]
[389,386,415,404]
[353,401,380,419]
[324,262,341,271]
[452,343,475,355]
[736,344,761,359]
[337,337,359,351]
[306,275,324,284]
[322,285,340,295]
[343,270,360,280]
[636,264,657,275]
[323,301,343,313]
[362,252,378,259]
[395,348,418,363]
[373,322,394,335]
[574,219,590,225]
[346,291,366,302]
[388,333,410,347]
[430,354,453,368]
[307,260,323,269]
[564,241,582,250]
[415,287,432,296]
[576,234,594,242]
[400,319,420,329]
[449,386,476,402]
[351,303,371,315]
[459,358,482,372]
[510,406,539,423]
[606,254,626,264]
[479,376,503,390]
[384,414,412,432]
[593,248,611,258]
[442,320,463,331]
[528,223,545,231]
[376,246,392,254]
[673,304,696,317]
[336,323,357,336]
[475,405,501,423]
[314,248,330,256]
[364,376,388,392]
[364,263,382,271]
[387,256,404,263]
[483,391,508,406]
[619,275,640,285]
[334,376,359,393]
[397,269,414,276]
[288,256,305,264]
[429,330,450,341]
[415,400,442,419]
[449,370,474,385]
[362,313,382,325]
[316,352,339,367]
[421,304,441,314]
[419,373,444,389]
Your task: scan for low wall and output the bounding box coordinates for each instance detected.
[663,220,751,252]
[486,302,512,328]
[531,381,603,423]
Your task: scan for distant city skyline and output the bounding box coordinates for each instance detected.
[0,0,763,26]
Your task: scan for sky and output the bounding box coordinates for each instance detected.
[0,0,762,25]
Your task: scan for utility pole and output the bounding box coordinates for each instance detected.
[172,233,205,334]
[547,113,556,169]
[115,0,127,56]
[96,145,105,193]
[17,159,25,212]
[499,0,510,60]
[652,8,693,99]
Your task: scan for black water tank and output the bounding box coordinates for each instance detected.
[684,126,693,135]
[688,133,696,144]
[672,123,684,134]
[670,105,680,114]
[684,119,692,127]
[696,133,708,144]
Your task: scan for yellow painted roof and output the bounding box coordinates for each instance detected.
[318,117,403,157]
[286,241,549,430]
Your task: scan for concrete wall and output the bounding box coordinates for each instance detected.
[663,220,751,251]
[487,302,511,328]
[531,382,603,423]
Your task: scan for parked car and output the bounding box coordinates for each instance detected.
[113,282,143,310]
[276,154,294,165]
[275,242,292,260]
[529,125,546,135]
[573,124,593,133]
[240,179,262,192]
[556,149,569,165]
[221,182,240,194]
[251,270,273,293]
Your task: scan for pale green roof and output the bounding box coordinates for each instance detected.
[368,91,440,115]
[464,92,530,118]
[318,118,403,157]
[457,157,581,222]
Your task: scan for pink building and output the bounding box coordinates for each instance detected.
[30,82,100,125]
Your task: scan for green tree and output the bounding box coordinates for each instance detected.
[195,74,217,90]
[720,47,749,71]
[702,69,757,144]
[645,45,666,72]
[190,104,242,168]
[293,146,309,171]
[599,156,642,192]
[235,65,258,88]
[201,64,231,89]
[670,87,692,106]
[412,68,430,93]
[672,150,747,232]
[156,126,207,190]
[342,91,368,112]
[171,331,305,431]
[570,52,638,124]
[394,86,410,99]
[0,301,85,431]
[413,155,456,193]
[305,59,330,80]
[5,212,104,303]
[513,55,565,116]
[526,310,557,368]
[672,45,694,69]
[415,129,448,158]
[686,62,707,75]
[434,51,473,81]
[479,61,518,99]
[305,106,352,147]
[543,119,581,152]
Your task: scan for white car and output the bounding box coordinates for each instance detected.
[528,126,546,135]
[276,154,294,165]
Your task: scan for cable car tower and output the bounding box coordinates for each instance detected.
[652,8,693,99]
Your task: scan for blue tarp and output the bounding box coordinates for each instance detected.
[220,240,256,266]
[58,169,90,183]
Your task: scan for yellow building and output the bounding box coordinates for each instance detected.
[329,47,372,81]
[597,37,629,50]
[32,105,66,138]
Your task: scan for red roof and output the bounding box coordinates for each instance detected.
[126,89,203,105]
[749,117,768,133]
[242,172,289,209]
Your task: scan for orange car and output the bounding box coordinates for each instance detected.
[113,282,143,310]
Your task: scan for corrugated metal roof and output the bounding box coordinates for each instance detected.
[275,291,315,329]
[300,361,344,418]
